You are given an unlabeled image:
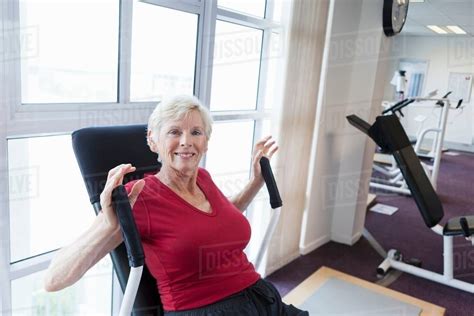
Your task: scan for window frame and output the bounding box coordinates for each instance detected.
[0,0,283,313]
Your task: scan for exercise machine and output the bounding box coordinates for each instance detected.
[348,114,474,293]
[371,93,463,194]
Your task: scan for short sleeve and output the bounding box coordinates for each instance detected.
[124,180,136,194]
[198,167,213,181]
[123,180,151,239]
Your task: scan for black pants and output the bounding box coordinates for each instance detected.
[164,279,308,316]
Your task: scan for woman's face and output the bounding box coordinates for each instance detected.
[154,110,208,175]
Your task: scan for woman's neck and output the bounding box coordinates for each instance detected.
[156,166,199,194]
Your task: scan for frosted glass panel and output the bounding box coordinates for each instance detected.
[11,257,112,315]
[211,21,262,111]
[8,135,93,262]
[19,0,119,103]
[131,1,198,101]
[264,32,283,110]
[205,121,254,196]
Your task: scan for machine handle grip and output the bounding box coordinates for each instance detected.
[346,115,370,135]
[436,91,452,107]
[260,157,282,209]
[112,185,145,267]
[442,91,452,98]
[460,217,470,238]
[382,99,416,116]
[382,99,408,114]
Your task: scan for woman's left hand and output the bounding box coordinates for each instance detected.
[229,136,279,211]
[251,136,279,185]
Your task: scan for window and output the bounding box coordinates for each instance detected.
[205,121,255,196]
[218,0,266,18]
[1,0,287,313]
[8,135,93,262]
[11,256,112,315]
[210,21,263,111]
[264,32,283,110]
[398,59,428,98]
[19,0,119,104]
[130,2,198,101]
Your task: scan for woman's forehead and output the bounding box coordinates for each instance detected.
[164,111,205,127]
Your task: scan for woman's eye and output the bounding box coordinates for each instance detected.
[192,130,202,136]
[169,130,180,135]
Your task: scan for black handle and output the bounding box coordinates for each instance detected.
[442,91,452,98]
[436,91,452,107]
[346,115,371,135]
[460,217,470,238]
[112,185,145,267]
[382,98,408,114]
[382,99,415,115]
[259,157,282,209]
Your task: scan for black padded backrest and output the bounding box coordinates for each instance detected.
[393,147,444,227]
[347,115,444,228]
[371,115,444,227]
[72,125,160,205]
[72,124,163,316]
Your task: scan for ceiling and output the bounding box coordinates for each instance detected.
[402,0,474,36]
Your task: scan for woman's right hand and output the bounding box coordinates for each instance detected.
[99,164,145,232]
[45,164,145,292]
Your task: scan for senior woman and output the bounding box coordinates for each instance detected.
[45,95,308,315]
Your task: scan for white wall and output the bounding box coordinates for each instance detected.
[384,36,474,150]
[300,0,392,253]
[264,0,331,276]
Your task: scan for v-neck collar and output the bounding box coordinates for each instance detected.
[149,172,217,217]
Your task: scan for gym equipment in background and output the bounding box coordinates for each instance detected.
[371,92,463,194]
[347,114,474,294]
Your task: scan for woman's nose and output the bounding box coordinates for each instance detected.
[179,132,191,146]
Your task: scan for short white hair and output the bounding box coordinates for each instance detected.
[147,95,213,141]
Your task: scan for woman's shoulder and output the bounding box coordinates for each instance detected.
[198,168,222,194]
[198,167,211,176]
[198,167,214,182]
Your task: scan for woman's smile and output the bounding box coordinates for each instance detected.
[174,152,196,159]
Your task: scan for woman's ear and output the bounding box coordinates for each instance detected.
[147,130,158,153]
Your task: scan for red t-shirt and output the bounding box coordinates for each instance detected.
[125,168,260,311]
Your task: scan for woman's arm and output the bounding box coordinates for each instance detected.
[230,136,278,212]
[229,177,264,212]
[44,164,144,291]
[44,214,122,291]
